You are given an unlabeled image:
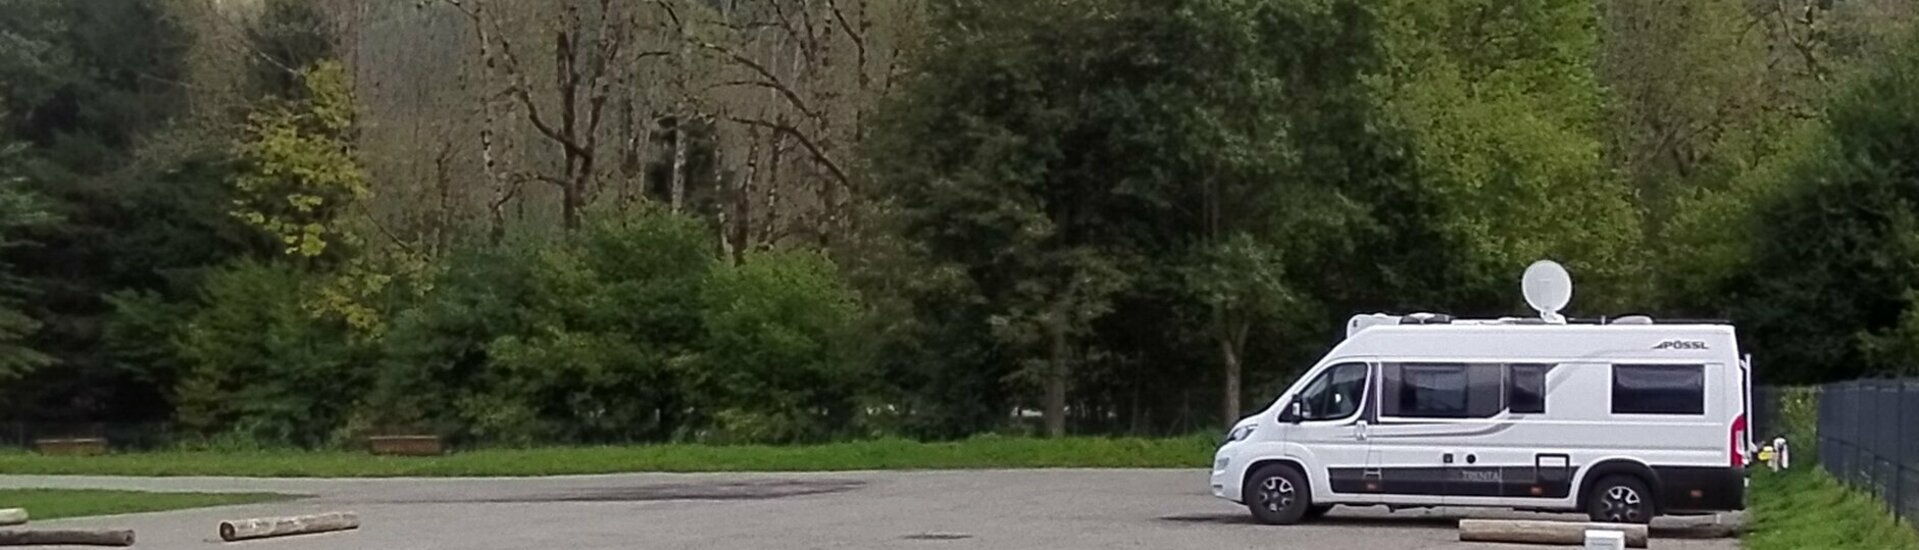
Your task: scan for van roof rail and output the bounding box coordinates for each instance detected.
[1564,316,1732,325]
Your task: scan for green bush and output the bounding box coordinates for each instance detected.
[157,206,894,447]
[472,210,713,444]
[368,243,536,440]
[174,261,367,447]
[685,250,871,443]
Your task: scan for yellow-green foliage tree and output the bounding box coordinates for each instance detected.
[231,60,367,263]
[229,60,425,337]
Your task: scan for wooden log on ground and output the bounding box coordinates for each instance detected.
[1458,519,1648,548]
[0,509,25,527]
[219,512,359,542]
[0,529,134,546]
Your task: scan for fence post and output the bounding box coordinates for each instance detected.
[1896,382,1905,522]
[1852,383,1863,489]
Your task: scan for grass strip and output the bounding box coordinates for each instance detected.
[0,435,1215,478]
[0,489,291,520]
[1745,467,1919,550]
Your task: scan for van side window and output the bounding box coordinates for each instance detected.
[1611,364,1705,415]
[1508,364,1549,414]
[1295,363,1368,421]
[1380,363,1502,418]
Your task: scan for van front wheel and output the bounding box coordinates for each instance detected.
[1244,464,1312,525]
[1585,475,1653,524]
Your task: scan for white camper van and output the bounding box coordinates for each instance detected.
[1209,262,1752,525]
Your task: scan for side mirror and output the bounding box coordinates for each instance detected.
[1279,398,1304,423]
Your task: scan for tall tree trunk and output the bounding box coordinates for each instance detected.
[1220,334,1241,429]
[670,115,689,213]
[562,173,585,232]
[1046,324,1069,438]
[468,0,508,243]
[1218,308,1245,429]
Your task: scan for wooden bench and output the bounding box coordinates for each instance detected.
[367,435,443,456]
[34,438,107,456]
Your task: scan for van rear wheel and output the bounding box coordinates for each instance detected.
[1244,464,1312,525]
[1585,475,1653,524]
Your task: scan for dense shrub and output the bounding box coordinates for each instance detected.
[322,208,881,446]
[174,261,367,446]
[365,243,536,441]
[685,250,870,443]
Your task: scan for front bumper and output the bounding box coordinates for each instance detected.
[1210,448,1243,503]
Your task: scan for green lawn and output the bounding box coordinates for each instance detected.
[0,435,1214,477]
[0,489,291,520]
[1744,467,1919,550]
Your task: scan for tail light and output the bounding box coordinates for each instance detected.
[1730,413,1747,467]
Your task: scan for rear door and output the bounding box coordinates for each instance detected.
[1740,354,1755,462]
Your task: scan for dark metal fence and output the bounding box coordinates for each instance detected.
[1816,379,1919,529]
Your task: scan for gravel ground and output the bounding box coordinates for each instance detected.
[0,470,1740,549]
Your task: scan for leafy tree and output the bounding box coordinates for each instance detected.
[0,129,55,382]
[231,61,367,264]
[868,0,1135,437]
[372,207,882,446]
[96,153,272,421]
[0,0,202,422]
[245,0,339,100]
[174,261,365,446]
[465,208,714,443]
[688,250,870,443]
[229,59,430,341]
[1600,1,1917,316]
[1733,28,1919,382]
[1599,0,1770,227]
[870,0,1397,434]
[373,242,536,440]
[1371,0,1643,313]
[1186,235,1294,426]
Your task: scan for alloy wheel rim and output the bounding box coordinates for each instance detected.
[1600,485,1643,522]
[1258,476,1295,513]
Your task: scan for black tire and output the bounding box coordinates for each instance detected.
[1303,504,1333,520]
[1585,474,1654,524]
[1243,464,1313,525]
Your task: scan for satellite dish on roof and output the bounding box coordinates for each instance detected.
[1522,260,1572,323]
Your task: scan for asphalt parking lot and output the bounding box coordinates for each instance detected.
[1,470,1740,549]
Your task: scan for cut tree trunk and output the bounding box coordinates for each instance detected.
[0,529,133,547]
[219,512,360,542]
[1457,519,1647,548]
